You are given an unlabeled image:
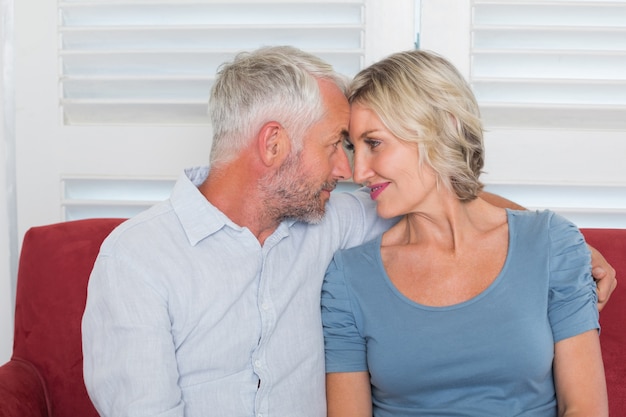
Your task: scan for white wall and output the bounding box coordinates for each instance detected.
[0,113,14,365]
[0,130,14,365]
[1,0,16,364]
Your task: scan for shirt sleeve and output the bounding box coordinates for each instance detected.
[321,252,368,373]
[328,189,398,250]
[82,244,185,417]
[547,213,599,343]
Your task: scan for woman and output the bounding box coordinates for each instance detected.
[321,50,608,416]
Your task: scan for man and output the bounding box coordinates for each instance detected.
[82,46,616,417]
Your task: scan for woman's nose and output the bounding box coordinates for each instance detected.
[351,152,370,185]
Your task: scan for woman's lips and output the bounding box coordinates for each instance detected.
[369,183,389,200]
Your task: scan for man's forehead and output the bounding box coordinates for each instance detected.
[318,78,349,105]
[314,78,349,135]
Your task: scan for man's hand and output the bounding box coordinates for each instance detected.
[589,245,617,311]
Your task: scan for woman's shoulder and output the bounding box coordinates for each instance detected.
[508,209,579,234]
[335,234,383,264]
[507,209,587,264]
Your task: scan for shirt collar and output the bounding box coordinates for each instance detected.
[170,166,242,246]
[170,166,296,246]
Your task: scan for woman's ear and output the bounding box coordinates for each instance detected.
[258,121,291,166]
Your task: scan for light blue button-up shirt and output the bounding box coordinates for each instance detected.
[82,167,392,417]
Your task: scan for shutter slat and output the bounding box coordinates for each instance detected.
[62,102,211,125]
[60,27,364,51]
[472,51,626,79]
[479,105,626,130]
[60,2,364,26]
[473,27,626,50]
[472,79,626,105]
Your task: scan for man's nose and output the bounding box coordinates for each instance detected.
[333,146,353,180]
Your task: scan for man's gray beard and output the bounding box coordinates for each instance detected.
[260,151,336,224]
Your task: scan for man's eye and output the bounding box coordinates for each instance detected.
[343,140,354,152]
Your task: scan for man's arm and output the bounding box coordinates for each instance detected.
[82,253,184,416]
[480,191,618,311]
[480,191,526,210]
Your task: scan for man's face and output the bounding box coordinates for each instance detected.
[263,79,352,224]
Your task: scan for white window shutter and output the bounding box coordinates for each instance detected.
[58,0,367,126]
[471,0,626,130]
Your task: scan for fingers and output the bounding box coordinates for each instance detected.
[593,266,618,312]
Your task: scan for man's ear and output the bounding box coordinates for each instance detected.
[258,121,291,166]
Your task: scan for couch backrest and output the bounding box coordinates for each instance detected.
[12,218,125,417]
[581,228,626,416]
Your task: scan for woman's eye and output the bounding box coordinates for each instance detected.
[365,139,380,149]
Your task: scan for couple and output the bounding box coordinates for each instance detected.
[82,46,615,416]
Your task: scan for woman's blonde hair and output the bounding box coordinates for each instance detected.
[348,50,484,201]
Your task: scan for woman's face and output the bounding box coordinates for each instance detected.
[348,103,439,219]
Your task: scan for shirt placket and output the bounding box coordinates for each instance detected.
[253,229,288,417]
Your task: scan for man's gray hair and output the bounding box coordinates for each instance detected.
[209,46,348,166]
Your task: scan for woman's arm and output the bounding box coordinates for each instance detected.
[326,372,372,417]
[553,330,608,417]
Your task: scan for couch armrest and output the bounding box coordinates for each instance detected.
[0,359,50,417]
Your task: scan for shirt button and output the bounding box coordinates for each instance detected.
[255,360,262,367]
[261,302,269,310]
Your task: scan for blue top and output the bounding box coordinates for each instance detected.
[322,210,599,417]
[82,167,395,417]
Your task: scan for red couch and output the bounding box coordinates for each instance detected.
[0,219,624,416]
[584,228,626,415]
[0,218,124,417]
